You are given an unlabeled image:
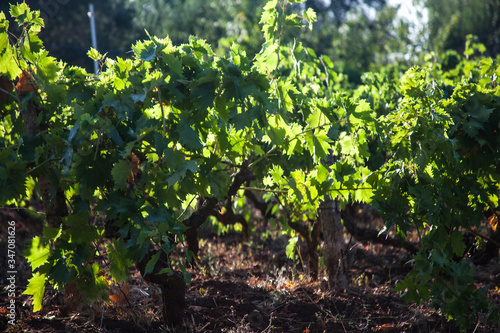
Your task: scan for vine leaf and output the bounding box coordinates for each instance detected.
[42,226,62,240]
[0,43,21,79]
[23,272,47,312]
[304,129,331,162]
[163,53,183,77]
[107,239,133,282]
[167,159,199,186]
[36,51,62,82]
[260,0,278,42]
[132,40,157,61]
[178,118,203,150]
[112,160,132,190]
[303,8,317,30]
[286,236,299,260]
[450,229,466,257]
[50,258,71,286]
[144,251,161,277]
[24,236,50,270]
[208,172,230,200]
[349,99,374,127]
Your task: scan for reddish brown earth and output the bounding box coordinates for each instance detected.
[1,207,499,332]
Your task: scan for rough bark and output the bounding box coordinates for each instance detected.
[288,218,321,279]
[184,165,255,258]
[319,196,348,291]
[184,196,219,261]
[136,250,186,326]
[37,174,68,228]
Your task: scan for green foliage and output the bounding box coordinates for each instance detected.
[1,2,499,331]
[107,239,134,282]
[421,0,500,57]
[129,0,267,59]
[393,248,491,329]
[370,41,500,329]
[286,236,299,260]
[0,0,138,70]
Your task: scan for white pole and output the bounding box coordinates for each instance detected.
[88,4,98,74]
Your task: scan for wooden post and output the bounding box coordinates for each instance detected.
[320,196,348,291]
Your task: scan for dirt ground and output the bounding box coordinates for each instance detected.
[1,207,500,332]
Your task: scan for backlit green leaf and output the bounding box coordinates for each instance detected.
[132,40,157,61]
[24,236,50,270]
[107,239,133,282]
[286,236,298,260]
[23,272,47,312]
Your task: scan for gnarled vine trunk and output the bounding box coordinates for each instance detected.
[288,218,321,279]
[136,250,186,326]
[320,196,348,291]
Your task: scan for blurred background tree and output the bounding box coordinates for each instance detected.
[304,0,386,25]
[128,0,266,57]
[127,0,408,82]
[0,0,137,70]
[300,2,412,82]
[1,0,499,77]
[419,0,500,57]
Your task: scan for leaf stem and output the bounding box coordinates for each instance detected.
[23,157,57,176]
[0,87,18,101]
[158,87,166,137]
[248,145,277,168]
[241,186,287,194]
